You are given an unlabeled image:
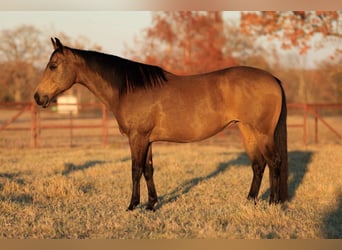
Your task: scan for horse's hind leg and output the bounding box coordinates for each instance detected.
[255,133,282,203]
[248,158,266,201]
[238,124,266,201]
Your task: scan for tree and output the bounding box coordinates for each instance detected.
[127,11,237,74]
[240,11,341,55]
[0,26,103,102]
[223,18,275,70]
[240,11,342,103]
[0,61,40,102]
[319,58,342,103]
[0,25,47,102]
[0,25,48,65]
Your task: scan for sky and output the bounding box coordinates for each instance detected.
[0,11,155,57]
[0,11,341,68]
[0,11,241,57]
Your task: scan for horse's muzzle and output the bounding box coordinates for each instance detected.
[34,92,50,108]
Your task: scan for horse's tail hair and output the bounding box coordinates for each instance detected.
[274,77,288,202]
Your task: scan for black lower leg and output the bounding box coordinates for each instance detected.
[127,136,149,211]
[248,161,266,201]
[128,165,143,210]
[143,145,158,210]
[144,166,158,210]
[268,156,281,204]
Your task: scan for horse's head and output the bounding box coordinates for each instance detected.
[34,38,77,108]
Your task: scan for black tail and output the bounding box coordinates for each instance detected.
[274,78,288,202]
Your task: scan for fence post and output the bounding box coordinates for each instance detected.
[102,104,108,145]
[69,111,73,147]
[303,104,307,145]
[314,108,318,144]
[30,103,38,148]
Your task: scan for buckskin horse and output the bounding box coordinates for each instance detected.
[34,38,288,211]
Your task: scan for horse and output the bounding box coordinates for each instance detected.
[34,38,288,211]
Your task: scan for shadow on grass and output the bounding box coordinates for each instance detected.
[323,192,342,239]
[287,150,313,201]
[0,194,33,204]
[156,152,250,209]
[61,155,131,176]
[260,150,313,201]
[0,172,25,186]
[156,150,313,209]
[62,160,107,176]
[0,172,33,205]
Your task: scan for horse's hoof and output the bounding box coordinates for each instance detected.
[247,196,258,206]
[145,205,156,212]
[127,204,137,211]
[269,199,281,205]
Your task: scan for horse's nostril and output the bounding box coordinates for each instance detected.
[42,95,50,108]
[34,92,40,104]
[34,92,50,107]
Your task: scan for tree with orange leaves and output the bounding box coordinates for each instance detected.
[240,11,341,55]
[127,11,237,74]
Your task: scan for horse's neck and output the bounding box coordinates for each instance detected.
[75,63,119,109]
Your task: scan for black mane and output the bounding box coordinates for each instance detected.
[70,48,168,95]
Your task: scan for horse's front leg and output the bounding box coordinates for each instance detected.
[127,134,149,211]
[144,144,158,210]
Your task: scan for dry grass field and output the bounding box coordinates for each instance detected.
[0,142,341,239]
[0,108,341,239]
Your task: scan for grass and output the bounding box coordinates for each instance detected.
[0,143,341,239]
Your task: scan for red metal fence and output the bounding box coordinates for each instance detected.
[287,103,342,145]
[1,102,341,147]
[0,102,111,148]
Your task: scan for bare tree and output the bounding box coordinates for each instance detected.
[0,25,48,65]
[0,26,103,102]
[0,25,48,102]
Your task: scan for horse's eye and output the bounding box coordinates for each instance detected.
[49,63,57,70]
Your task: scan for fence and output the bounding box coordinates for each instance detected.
[287,103,342,145]
[0,102,113,148]
[0,102,341,148]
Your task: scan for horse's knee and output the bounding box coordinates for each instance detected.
[132,165,143,180]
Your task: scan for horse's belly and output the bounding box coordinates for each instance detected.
[150,113,232,143]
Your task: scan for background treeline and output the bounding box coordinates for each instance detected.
[1,11,342,104]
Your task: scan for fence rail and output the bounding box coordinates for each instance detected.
[0,102,109,147]
[287,103,342,144]
[1,102,341,147]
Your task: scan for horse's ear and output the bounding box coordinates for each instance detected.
[51,37,63,52]
[51,37,57,49]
